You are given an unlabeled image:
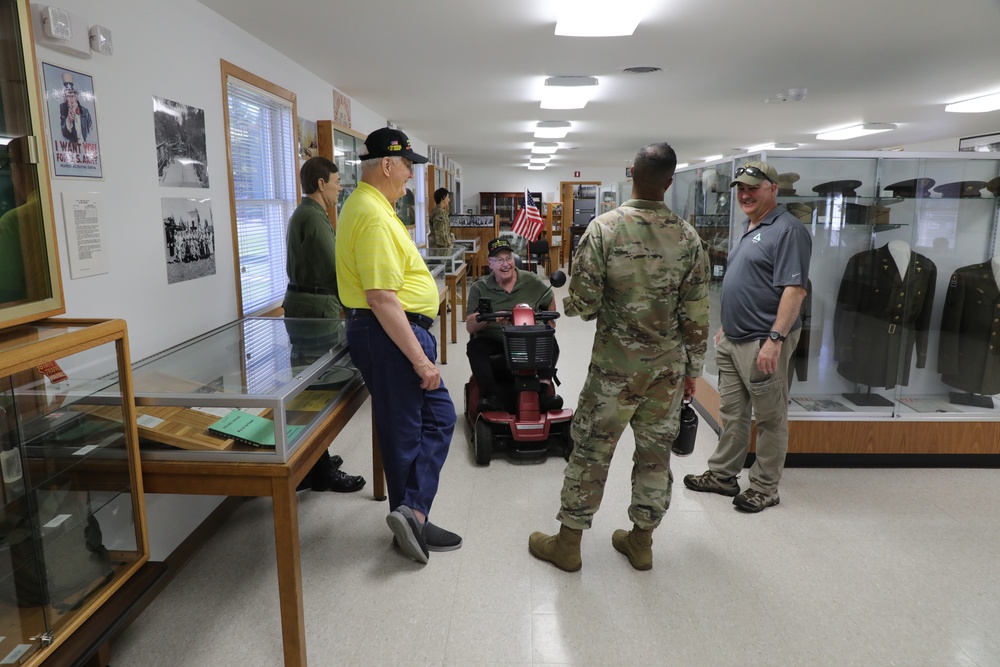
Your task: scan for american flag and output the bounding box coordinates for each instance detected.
[511,189,544,242]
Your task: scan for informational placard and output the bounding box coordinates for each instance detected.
[449,214,495,228]
[61,192,109,279]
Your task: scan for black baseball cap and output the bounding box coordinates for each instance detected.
[487,238,513,257]
[359,127,428,164]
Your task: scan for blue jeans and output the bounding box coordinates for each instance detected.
[346,315,456,515]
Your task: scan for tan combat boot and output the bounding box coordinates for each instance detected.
[528,524,582,572]
[612,525,653,571]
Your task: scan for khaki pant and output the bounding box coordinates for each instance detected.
[708,330,800,493]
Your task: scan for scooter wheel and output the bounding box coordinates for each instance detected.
[474,419,493,466]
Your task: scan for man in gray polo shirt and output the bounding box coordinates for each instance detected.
[684,160,811,512]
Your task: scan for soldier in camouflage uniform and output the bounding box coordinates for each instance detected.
[528,142,709,571]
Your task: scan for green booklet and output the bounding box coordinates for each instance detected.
[208,410,305,448]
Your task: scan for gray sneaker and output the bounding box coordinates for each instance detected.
[733,487,779,513]
[683,471,740,497]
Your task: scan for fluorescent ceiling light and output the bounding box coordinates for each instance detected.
[945,92,1000,113]
[676,163,689,169]
[534,120,571,138]
[530,155,552,163]
[555,0,652,36]
[703,155,723,162]
[531,142,559,154]
[541,76,598,109]
[528,164,546,170]
[747,143,799,152]
[816,123,896,141]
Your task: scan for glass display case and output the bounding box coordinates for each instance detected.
[115,317,362,463]
[0,318,147,665]
[678,151,1000,427]
[332,128,360,215]
[419,246,465,275]
[0,0,65,330]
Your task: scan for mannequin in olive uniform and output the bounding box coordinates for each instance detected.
[528,142,709,571]
[283,156,365,493]
[427,188,454,250]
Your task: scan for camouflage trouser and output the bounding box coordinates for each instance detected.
[557,358,685,531]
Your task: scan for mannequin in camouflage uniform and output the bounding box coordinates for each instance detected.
[427,188,454,250]
[529,142,709,571]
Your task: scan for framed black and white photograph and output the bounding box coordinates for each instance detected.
[41,63,103,178]
[162,197,215,284]
[153,96,209,187]
[959,132,1000,153]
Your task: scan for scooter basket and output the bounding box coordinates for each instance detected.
[502,325,556,371]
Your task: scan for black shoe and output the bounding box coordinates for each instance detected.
[386,505,429,564]
[296,453,345,491]
[539,394,563,412]
[424,522,463,552]
[312,469,366,493]
[478,395,505,413]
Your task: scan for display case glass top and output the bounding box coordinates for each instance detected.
[123,317,362,462]
[453,237,480,253]
[419,246,465,274]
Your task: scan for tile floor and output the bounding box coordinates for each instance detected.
[111,282,1000,666]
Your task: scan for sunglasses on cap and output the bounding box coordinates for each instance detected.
[734,165,773,183]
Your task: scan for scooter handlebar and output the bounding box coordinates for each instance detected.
[475,310,561,323]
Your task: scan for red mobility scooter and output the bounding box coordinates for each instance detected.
[463,272,574,465]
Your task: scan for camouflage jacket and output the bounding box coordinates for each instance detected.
[564,198,709,376]
[427,207,454,250]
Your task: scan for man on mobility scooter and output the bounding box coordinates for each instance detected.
[465,238,572,463]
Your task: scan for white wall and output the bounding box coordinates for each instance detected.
[28,0,399,559]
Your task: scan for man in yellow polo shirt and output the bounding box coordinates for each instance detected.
[336,127,460,564]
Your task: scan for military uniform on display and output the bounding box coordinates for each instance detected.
[938,261,1000,396]
[282,197,341,317]
[834,244,936,390]
[427,206,454,250]
[557,199,709,531]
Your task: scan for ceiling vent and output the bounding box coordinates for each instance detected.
[620,66,661,74]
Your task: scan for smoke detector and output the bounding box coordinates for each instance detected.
[765,87,807,104]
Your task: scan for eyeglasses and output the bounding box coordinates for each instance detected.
[734,165,773,183]
[490,256,515,265]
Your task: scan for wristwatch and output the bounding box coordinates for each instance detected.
[768,330,786,342]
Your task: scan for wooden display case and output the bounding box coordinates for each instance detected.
[0,0,65,330]
[0,318,148,666]
[479,192,541,228]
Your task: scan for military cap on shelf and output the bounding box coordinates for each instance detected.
[777,172,800,196]
[785,201,814,223]
[884,177,935,198]
[359,127,428,164]
[487,237,513,257]
[987,177,1000,197]
[729,160,778,187]
[812,180,863,197]
[933,181,987,198]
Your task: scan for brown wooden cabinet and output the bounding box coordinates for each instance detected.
[479,192,541,228]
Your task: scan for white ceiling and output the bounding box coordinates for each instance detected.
[197,0,1000,171]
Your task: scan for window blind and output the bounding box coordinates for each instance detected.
[226,76,296,315]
